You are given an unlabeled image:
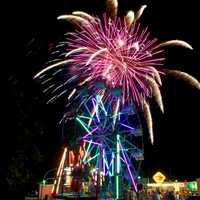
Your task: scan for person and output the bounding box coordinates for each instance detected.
[175,192,180,200]
[122,186,130,200]
[146,191,151,200]
[105,191,112,199]
[164,191,175,200]
[151,190,161,200]
[131,188,137,200]
[88,182,96,194]
[138,187,146,200]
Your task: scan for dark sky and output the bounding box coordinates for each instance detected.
[6,0,200,182]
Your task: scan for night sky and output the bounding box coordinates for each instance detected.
[5,0,200,185]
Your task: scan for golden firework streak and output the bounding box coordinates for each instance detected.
[142,97,154,145]
[166,70,200,90]
[159,40,193,50]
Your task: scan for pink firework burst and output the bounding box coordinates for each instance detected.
[65,14,165,106]
[34,0,199,144]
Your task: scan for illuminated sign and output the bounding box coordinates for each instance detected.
[147,182,185,192]
[153,172,166,183]
[187,182,198,191]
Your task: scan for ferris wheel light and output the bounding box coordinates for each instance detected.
[76,94,143,195]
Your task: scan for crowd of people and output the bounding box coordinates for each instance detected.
[125,186,196,200]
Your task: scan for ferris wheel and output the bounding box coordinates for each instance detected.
[74,90,144,197]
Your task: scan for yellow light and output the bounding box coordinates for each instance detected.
[147,182,185,191]
[174,183,180,192]
[153,172,166,183]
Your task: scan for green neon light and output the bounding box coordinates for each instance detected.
[116,176,119,199]
[96,94,100,102]
[83,140,92,162]
[76,117,90,133]
[86,153,99,164]
[187,182,198,191]
[77,115,92,120]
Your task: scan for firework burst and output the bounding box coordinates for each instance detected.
[62,14,166,107]
[34,0,199,144]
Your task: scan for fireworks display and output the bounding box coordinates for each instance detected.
[34,0,200,144]
[33,0,200,197]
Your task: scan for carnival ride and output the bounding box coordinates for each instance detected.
[75,92,144,197]
[51,92,144,199]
